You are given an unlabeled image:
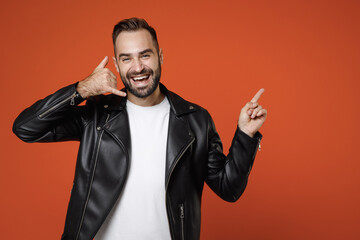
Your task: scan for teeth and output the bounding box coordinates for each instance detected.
[133,75,148,81]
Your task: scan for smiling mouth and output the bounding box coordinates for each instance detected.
[131,74,150,81]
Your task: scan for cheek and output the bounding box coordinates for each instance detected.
[119,65,129,76]
[147,60,160,70]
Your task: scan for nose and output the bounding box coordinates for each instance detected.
[133,58,144,73]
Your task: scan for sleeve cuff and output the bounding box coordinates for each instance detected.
[236,126,262,142]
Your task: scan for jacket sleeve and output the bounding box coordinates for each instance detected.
[204,110,262,202]
[13,83,87,143]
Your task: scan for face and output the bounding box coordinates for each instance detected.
[113,29,163,98]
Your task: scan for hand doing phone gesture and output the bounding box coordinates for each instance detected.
[76,56,126,99]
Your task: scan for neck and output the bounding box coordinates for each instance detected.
[127,86,165,107]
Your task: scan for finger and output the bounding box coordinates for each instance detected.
[244,103,256,116]
[256,108,267,117]
[245,101,258,110]
[95,56,109,70]
[106,86,127,97]
[251,105,262,118]
[251,88,265,103]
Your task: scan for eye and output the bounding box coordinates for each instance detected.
[141,54,150,59]
[122,58,130,63]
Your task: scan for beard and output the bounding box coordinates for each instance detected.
[120,61,161,98]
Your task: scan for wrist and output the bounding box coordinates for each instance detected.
[238,125,254,138]
[76,81,89,99]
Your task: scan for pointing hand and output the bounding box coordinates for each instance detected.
[238,88,267,137]
[76,56,126,98]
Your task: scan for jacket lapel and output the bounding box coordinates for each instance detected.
[165,110,195,189]
[104,97,131,160]
[162,84,197,189]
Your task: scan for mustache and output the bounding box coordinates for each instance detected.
[126,67,153,79]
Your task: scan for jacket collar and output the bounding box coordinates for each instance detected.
[105,83,197,116]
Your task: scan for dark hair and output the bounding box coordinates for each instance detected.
[112,18,159,52]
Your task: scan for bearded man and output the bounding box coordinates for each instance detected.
[13,18,267,240]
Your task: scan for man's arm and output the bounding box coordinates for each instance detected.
[205,89,267,202]
[205,116,262,202]
[13,56,126,143]
[12,83,87,142]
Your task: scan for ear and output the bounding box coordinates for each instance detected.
[159,48,163,65]
[112,56,119,72]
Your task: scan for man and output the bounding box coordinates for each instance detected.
[13,18,267,240]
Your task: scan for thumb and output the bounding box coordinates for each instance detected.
[95,56,108,70]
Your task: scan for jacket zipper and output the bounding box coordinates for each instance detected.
[256,138,261,153]
[38,91,79,118]
[165,136,194,239]
[248,138,261,176]
[258,138,261,151]
[180,203,185,240]
[75,113,110,240]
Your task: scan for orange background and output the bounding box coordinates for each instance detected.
[1,0,359,239]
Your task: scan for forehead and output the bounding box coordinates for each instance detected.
[115,29,156,55]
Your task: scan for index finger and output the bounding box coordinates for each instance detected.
[251,88,265,103]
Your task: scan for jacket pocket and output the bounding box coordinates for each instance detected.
[179,203,185,240]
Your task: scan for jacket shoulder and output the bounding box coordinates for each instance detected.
[165,89,209,117]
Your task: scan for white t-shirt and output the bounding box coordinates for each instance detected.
[95,97,171,240]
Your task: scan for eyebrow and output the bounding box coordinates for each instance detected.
[118,48,154,59]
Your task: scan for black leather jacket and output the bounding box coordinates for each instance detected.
[13,83,262,240]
